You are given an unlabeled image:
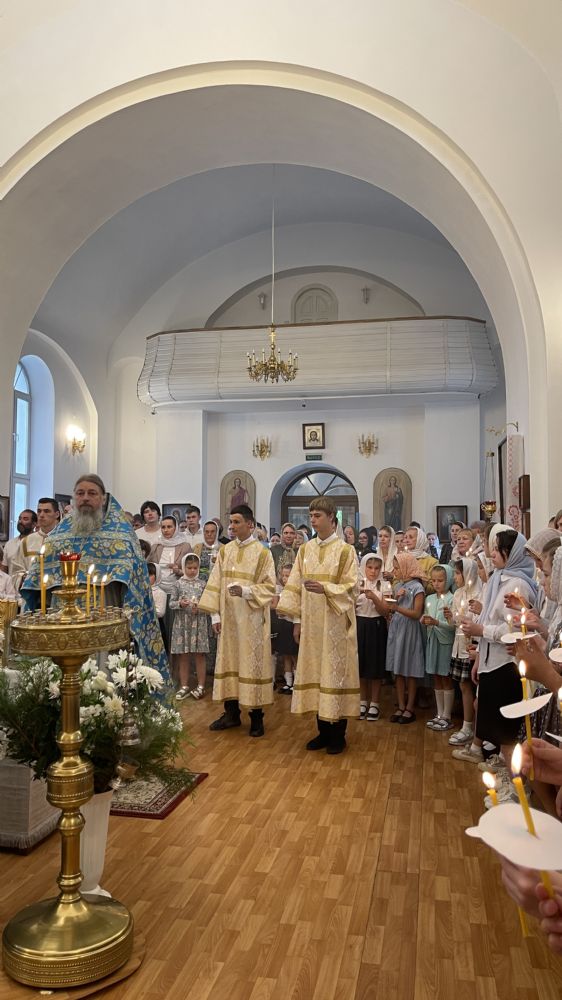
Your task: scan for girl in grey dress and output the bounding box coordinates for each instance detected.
[385,552,426,725]
[170,554,209,701]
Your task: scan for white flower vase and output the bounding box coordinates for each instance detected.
[80,790,114,897]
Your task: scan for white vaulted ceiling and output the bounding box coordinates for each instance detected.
[33,163,452,358]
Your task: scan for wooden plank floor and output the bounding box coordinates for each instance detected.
[1,689,562,999]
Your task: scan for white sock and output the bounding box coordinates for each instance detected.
[435,690,444,717]
[470,742,482,754]
[284,671,293,686]
[461,720,474,733]
[443,689,455,720]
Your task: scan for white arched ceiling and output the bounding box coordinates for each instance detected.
[0,66,553,517]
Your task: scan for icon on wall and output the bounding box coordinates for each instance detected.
[220,470,257,528]
[302,423,325,450]
[373,468,412,532]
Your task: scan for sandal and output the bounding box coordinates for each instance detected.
[360,701,368,720]
[175,686,191,701]
[367,704,380,721]
[390,709,404,723]
[190,686,205,700]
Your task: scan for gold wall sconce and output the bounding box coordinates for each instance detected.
[252,436,272,460]
[66,424,86,455]
[358,433,378,457]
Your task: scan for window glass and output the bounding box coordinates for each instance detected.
[13,363,30,394]
[14,481,28,520]
[14,397,29,475]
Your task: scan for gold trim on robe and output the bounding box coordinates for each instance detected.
[277,538,360,721]
[198,540,275,707]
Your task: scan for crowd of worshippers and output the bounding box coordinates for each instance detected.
[4,487,562,949]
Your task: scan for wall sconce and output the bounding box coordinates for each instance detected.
[252,436,272,460]
[361,287,371,305]
[66,424,86,455]
[486,421,519,437]
[258,292,267,310]
[358,433,378,457]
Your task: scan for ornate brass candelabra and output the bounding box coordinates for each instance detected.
[2,555,134,989]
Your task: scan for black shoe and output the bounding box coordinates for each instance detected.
[209,712,241,731]
[249,709,264,738]
[280,684,293,695]
[398,710,416,725]
[306,733,330,750]
[327,718,347,755]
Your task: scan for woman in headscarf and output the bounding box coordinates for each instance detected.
[460,530,538,793]
[446,557,483,746]
[148,515,192,665]
[385,552,426,725]
[402,525,439,591]
[357,526,378,559]
[343,525,361,551]
[192,519,223,581]
[375,524,397,579]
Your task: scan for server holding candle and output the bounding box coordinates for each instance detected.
[461,529,537,799]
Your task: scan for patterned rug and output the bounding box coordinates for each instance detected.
[110,772,208,819]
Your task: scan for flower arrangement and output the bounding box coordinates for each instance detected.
[0,651,191,794]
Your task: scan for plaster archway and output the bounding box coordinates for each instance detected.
[269,463,359,532]
[0,68,547,517]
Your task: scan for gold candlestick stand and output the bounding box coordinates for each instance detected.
[2,556,134,989]
[0,598,19,667]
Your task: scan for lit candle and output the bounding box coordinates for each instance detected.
[514,586,522,607]
[40,574,48,615]
[483,772,529,937]
[518,662,534,780]
[482,770,498,807]
[100,574,108,612]
[86,563,94,615]
[520,612,526,637]
[511,744,554,897]
[507,613,513,632]
[558,686,562,715]
[92,575,98,610]
[39,544,46,584]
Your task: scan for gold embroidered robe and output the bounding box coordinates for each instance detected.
[277,537,360,721]
[198,539,275,707]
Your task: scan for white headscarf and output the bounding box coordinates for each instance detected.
[375,526,397,573]
[405,527,430,559]
[181,552,200,578]
[160,515,184,548]
[359,552,383,585]
[488,522,510,551]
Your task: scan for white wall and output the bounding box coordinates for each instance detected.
[211,269,423,328]
[112,398,482,534]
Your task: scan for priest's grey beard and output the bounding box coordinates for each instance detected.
[71,507,103,536]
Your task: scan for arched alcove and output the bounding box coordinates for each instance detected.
[292,284,338,323]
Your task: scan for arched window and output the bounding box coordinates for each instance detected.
[281,470,358,532]
[11,362,31,534]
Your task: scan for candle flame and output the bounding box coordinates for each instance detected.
[39,545,45,556]
[511,743,523,776]
[101,574,108,584]
[558,685,562,705]
[507,614,512,622]
[42,574,48,584]
[518,660,527,679]
[521,613,526,625]
[92,575,98,585]
[482,771,496,791]
[88,563,95,575]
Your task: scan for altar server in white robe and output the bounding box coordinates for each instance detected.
[277,497,360,754]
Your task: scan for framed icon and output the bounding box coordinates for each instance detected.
[302,423,325,450]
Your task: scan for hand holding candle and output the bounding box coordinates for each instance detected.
[483,772,530,936]
[511,744,554,898]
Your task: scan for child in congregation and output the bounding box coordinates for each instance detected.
[170,553,209,701]
[445,558,482,745]
[147,561,168,651]
[356,554,392,720]
[385,552,425,724]
[422,564,455,730]
[271,563,299,693]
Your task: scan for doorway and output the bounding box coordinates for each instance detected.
[280,470,358,533]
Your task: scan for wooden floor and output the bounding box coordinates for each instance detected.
[2,690,562,999]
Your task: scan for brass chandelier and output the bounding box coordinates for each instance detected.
[247,182,298,383]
